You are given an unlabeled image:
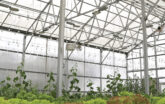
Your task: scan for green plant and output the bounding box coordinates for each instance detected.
[123,76,143,94]
[149,77,158,95]
[16,90,27,99]
[106,73,123,96]
[83,98,106,104]
[0,63,34,99]
[30,99,53,104]
[151,96,161,104]
[38,94,55,102]
[63,64,81,100]
[86,80,96,98]
[118,91,134,96]
[44,72,56,97]
[16,90,37,101]
[0,76,19,98]
[96,87,103,98]
[156,97,165,104]
[8,98,29,104]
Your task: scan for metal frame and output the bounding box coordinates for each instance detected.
[0,0,165,95]
[0,0,164,53]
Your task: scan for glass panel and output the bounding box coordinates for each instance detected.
[85,63,100,77]
[26,73,47,90]
[68,46,85,61]
[102,65,114,78]
[85,78,100,91]
[46,57,57,73]
[68,61,84,76]
[26,36,46,55]
[0,51,22,69]
[0,31,23,51]
[157,56,165,67]
[158,70,165,77]
[24,55,46,72]
[102,51,113,65]
[85,47,100,63]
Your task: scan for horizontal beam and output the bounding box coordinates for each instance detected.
[0,26,127,54]
[0,48,126,68]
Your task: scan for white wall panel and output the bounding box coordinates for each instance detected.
[85,63,100,77]
[0,51,22,69]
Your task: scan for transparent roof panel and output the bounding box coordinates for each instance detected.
[0,0,165,53]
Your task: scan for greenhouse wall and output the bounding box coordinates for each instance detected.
[0,30,127,93]
[127,38,165,91]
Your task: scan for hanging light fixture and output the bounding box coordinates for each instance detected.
[66,21,80,28]
[92,0,120,15]
[66,43,82,51]
[154,24,165,40]
[113,34,123,40]
[92,5,108,15]
[0,3,19,11]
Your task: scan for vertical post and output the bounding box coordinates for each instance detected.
[141,0,149,95]
[139,49,142,80]
[45,39,48,77]
[22,36,26,67]
[65,50,69,90]
[153,32,159,93]
[56,0,66,97]
[126,54,128,79]
[100,49,103,91]
[84,46,86,95]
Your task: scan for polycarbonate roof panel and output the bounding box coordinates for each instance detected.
[0,0,164,53]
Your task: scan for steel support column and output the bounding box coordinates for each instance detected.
[141,0,149,95]
[153,31,159,93]
[126,54,128,79]
[100,49,103,91]
[56,0,66,97]
[22,36,26,67]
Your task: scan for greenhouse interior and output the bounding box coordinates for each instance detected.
[1,0,165,104]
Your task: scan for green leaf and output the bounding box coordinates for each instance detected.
[0,80,5,84]
[15,83,21,87]
[44,85,49,90]
[6,76,11,81]
[13,77,19,82]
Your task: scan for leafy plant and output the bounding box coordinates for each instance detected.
[30,99,53,104]
[83,98,106,104]
[155,97,165,104]
[86,80,96,98]
[44,72,56,97]
[118,91,134,96]
[14,63,32,90]
[16,90,37,101]
[63,64,81,100]
[123,76,143,94]
[0,63,33,98]
[149,77,158,95]
[151,96,161,104]
[107,94,149,104]
[38,94,55,102]
[106,73,123,96]
[96,87,103,98]
[0,76,19,98]
[8,98,29,104]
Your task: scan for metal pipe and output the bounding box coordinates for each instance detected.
[56,0,66,97]
[22,36,26,67]
[100,49,103,91]
[141,0,149,95]
[153,29,159,94]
